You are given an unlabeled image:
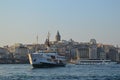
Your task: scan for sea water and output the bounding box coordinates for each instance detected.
[0,64,120,80]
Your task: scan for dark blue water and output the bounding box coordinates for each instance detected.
[0,64,120,80]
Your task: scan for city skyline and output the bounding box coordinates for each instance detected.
[0,0,120,47]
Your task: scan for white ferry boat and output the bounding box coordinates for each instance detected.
[75,59,117,65]
[28,51,66,68]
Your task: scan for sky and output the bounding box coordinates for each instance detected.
[0,0,120,47]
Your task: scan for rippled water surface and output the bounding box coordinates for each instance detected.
[0,64,120,80]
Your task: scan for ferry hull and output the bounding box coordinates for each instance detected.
[32,63,65,68]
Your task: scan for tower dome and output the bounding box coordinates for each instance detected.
[55,31,61,42]
[90,39,96,44]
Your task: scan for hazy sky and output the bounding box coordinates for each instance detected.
[0,0,120,46]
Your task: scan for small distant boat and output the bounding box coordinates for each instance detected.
[75,59,117,65]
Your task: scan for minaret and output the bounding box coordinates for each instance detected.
[36,35,38,52]
[55,31,61,42]
[45,32,50,47]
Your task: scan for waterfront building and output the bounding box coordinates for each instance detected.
[89,39,97,59]
[8,43,29,63]
[14,46,28,60]
[76,44,89,60]
[25,44,36,53]
[103,45,118,62]
[97,46,106,60]
[0,47,9,59]
[25,44,42,53]
[70,48,77,59]
[107,48,118,61]
[0,47,11,63]
[118,48,120,62]
[116,46,120,62]
[100,52,106,60]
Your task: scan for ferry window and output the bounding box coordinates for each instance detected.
[51,56,55,59]
[33,59,36,62]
